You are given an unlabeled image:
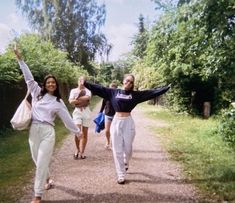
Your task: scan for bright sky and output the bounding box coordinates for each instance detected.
[0,0,161,61]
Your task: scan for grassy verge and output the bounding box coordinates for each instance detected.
[140,104,235,202]
[0,96,100,203]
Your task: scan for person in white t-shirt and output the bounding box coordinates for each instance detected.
[69,76,91,159]
[14,48,82,203]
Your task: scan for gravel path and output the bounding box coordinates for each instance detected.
[20,103,199,203]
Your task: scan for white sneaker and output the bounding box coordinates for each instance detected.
[117,177,125,184]
[45,179,54,190]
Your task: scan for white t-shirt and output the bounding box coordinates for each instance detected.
[69,87,91,110]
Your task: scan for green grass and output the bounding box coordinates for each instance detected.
[0,96,100,203]
[140,104,235,202]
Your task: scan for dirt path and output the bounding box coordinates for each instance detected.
[20,103,199,203]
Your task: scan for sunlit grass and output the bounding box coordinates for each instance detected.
[140,104,235,202]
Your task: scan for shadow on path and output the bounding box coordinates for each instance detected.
[43,184,199,203]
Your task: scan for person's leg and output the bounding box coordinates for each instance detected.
[78,108,91,158]
[29,124,55,201]
[104,117,112,149]
[72,109,82,159]
[74,124,82,159]
[29,124,41,202]
[79,126,88,158]
[111,118,126,183]
[123,117,136,171]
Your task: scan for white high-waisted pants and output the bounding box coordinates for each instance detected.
[110,115,135,179]
[29,123,55,197]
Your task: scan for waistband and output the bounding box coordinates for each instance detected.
[32,120,54,126]
[113,115,132,120]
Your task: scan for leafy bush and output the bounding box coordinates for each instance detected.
[217,106,235,148]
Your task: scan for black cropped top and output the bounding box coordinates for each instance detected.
[84,81,170,113]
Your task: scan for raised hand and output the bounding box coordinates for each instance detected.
[13,44,22,60]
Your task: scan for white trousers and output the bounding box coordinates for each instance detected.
[29,123,55,197]
[110,116,135,179]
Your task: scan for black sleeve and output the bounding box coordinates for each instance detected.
[100,99,106,113]
[84,81,111,99]
[135,85,170,103]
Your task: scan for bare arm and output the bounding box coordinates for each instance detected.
[69,95,90,107]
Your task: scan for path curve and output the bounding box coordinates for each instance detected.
[20,103,199,203]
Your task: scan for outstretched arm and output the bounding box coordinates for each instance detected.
[58,100,83,139]
[136,85,171,103]
[13,46,41,96]
[80,78,112,99]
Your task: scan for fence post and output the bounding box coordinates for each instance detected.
[203,101,211,119]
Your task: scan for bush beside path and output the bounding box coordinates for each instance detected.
[20,103,199,203]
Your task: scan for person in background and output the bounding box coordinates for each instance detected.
[14,47,82,203]
[99,82,117,150]
[81,74,171,184]
[69,76,91,159]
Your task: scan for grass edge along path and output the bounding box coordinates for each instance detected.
[0,96,100,203]
[140,103,235,203]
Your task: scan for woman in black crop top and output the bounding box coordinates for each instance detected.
[82,74,170,184]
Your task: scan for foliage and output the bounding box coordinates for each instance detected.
[217,107,235,147]
[131,14,149,59]
[111,57,134,82]
[3,34,86,84]
[15,0,111,71]
[132,60,164,90]
[145,0,235,115]
[95,62,115,85]
[0,53,21,85]
[151,0,177,11]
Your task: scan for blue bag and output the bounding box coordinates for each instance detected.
[93,112,105,133]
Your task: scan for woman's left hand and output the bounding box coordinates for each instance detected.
[13,45,22,61]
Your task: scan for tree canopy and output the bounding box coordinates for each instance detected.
[131,0,235,115]
[15,0,111,71]
[0,34,86,85]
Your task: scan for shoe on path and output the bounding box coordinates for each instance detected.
[79,154,86,159]
[45,179,54,190]
[117,177,125,184]
[73,153,79,160]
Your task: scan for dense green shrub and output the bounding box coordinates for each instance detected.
[217,106,235,148]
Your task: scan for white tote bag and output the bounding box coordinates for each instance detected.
[10,91,32,130]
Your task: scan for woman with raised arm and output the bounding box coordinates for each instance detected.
[81,74,170,184]
[14,48,82,203]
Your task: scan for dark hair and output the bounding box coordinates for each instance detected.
[37,74,61,102]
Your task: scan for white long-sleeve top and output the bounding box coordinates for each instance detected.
[18,60,80,135]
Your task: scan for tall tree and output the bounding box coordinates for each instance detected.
[131,14,149,59]
[15,0,111,70]
[151,0,177,11]
[146,0,235,114]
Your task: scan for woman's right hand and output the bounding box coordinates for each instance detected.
[13,44,22,61]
